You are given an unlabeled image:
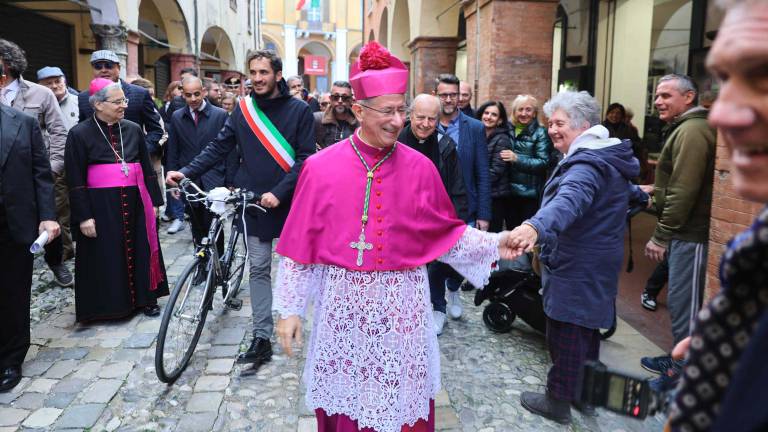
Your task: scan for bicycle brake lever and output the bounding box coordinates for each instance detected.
[246,203,267,213]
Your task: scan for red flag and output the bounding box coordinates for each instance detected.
[296,0,306,10]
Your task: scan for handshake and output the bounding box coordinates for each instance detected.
[498,223,539,261]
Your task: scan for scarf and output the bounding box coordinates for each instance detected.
[669,205,768,431]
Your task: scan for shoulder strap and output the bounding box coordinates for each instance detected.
[239,97,296,172]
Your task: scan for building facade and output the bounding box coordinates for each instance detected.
[0,0,255,96]
[260,0,363,93]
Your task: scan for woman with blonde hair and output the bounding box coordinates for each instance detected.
[501,94,553,227]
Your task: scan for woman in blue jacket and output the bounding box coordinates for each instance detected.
[507,91,645,425]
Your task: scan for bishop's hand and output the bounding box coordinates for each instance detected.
[276,315,303,357]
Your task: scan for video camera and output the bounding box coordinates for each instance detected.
[579,360,669,420]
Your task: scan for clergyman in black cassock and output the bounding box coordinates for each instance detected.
[66,111,169,322]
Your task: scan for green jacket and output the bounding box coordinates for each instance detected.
[652,108,716,246]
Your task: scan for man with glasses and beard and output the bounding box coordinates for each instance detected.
[77,50,164,160]
[166,50,315,370]
[313,80,358,150]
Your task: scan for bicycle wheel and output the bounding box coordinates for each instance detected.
[222,224,247,299]
[155,257,214,383]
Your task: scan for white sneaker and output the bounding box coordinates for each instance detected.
[447,290,463,320]
[433,310,446,336]
[167,219,186,234]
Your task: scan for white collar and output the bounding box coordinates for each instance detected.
[563,125,622,160]
[189,100,206,116]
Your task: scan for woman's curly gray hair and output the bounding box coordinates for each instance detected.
[89,83,123,108]
[543,91,601,129]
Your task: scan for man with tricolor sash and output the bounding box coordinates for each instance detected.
[166,49,315,368]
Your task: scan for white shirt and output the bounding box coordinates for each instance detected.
[0,79,20,106]
[188,100,206,118]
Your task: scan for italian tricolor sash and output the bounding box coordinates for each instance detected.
[239,97,296,172]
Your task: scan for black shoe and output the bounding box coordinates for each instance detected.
[572,399,598,417]
[50,264,74,287]
[236,337,272,364]
[0,366,22,392]
[521,391,572,424]
[143,304,161,317]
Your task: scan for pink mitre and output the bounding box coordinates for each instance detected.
[349,41,408,100]
[89,77,114,95]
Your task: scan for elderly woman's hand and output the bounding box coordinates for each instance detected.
[80,219,97,238]
[507,223,538,253]
[500,149,518,163]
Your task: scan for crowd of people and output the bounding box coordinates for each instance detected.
[1,0,767,430]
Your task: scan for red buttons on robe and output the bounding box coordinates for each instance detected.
[377,258,383,264]
[377,244,383,251]
[376,204,381,210]
[376,178,381,184]
[376,191,381,197]
[377,217,382,223]
[377,230,383,236]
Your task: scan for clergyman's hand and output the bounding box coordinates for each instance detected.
[80,219,97,238]
[276,315,303,357]
[498,231,524,260]
[476,220,490,231]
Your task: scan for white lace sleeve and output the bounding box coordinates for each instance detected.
[273,256,323,319]
[438,226,500,288]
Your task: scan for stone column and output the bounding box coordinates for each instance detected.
[408,37,458,95]
[334,28,348,82]
[168,53,198,82]
[283,24,298,78]
[126,31,141,78]
[91,24,128,80]
[463,0,557,108]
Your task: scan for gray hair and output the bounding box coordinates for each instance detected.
[182,76,203,87]
[542,91,601,129]
[659,73,698,102]
[285,75,302,85]
[0,39,28,78]
[89,83,122,108]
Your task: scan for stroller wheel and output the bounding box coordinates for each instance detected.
[483,302,516,333]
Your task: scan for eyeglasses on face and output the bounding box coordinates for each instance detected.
[437,93,459,100]
[105,98,129,106]
[358,103,407,117]
[93,61,116,70]
[331,94,351,102]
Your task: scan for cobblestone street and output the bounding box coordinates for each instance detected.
[1,227,667,431]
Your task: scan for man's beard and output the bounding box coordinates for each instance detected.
[253,79,277,99]
[441,105,456,116]
[334,105,347,115]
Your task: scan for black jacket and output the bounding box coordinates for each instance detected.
[486,126,513,198]
[167,102,232,191]
[313,107,358,149]
[398,126,468,221]
[0,105,56,244]
[180,80,315,240]
[78,79,164,155]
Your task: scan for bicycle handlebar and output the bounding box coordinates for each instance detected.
[177,178,265,212]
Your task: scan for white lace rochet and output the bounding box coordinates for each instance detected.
[274,227,500,432]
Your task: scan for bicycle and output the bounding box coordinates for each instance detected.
[155,178,264,384]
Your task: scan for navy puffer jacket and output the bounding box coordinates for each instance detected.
[486,126,513,198]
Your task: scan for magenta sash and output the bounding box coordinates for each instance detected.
[87,162,164,291]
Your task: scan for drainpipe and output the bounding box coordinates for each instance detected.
[474,0,480,107]
[194,0,199,69]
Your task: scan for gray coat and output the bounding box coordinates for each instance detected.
[10,78,68,174]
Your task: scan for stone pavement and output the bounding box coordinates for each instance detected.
[1,226,668,431]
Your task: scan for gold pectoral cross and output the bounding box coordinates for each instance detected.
[349,229,373,266]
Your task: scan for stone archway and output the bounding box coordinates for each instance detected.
[135,0,190,93]
[200,26,237,73]
[390,0,410,61]
[378,8,389,47]
[298,40,334,93]
[262,35,283,58]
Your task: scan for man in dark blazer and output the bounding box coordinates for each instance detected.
[166,76,231,244]
[0,104,59,392]
[431,73,491,324]
[77,50,164,156]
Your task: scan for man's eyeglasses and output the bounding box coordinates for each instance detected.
[92,61,116,70]
[331,94,352,102]
[358,103,407,117]
[105,98,129,106]
[437,93,459,100]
